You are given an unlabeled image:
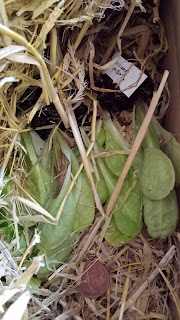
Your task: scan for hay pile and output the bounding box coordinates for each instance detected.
[0,0,180,319]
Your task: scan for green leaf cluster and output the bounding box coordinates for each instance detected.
[135,101,179,238]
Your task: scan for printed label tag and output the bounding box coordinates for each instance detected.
[102,52,147,98]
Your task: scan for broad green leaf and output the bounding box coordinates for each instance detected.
[136,101,180,186]
[96,128,106,147]
[94,142,142,241]
[27,277,41,294]
[38,132,79,251]
[103,119,142,176]
[132,150,144,177]
[104,129,126,177]
[94,142,118,195]
[13,233,27,257]
[141,147,175,200]
[143,189,179,238]
[72,170,95,232]
[0,224,14,243]
[105,216,133,246]
[94,167,109,204]
[21,132,53,205]
[36,234,78,279]
[135,101,160,149]
[113,179,142,237]
[150,114,180,187]
[38,170,77,251]
[103,119,130,150]
[161,138,180,187]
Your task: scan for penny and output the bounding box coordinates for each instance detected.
[77,261,110,299]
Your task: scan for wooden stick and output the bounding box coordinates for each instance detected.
[106,70,169,217]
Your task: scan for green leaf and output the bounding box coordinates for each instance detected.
[21,132,53,205]
[161,138,180,187]
[143,189,179,238]
[94,167,109,204]
[103,119,130,150]
[135,101,160,149]
[96,128,106,147]
[150,114,180,187]
[72,170,95,232]
[103,118,141,176]
[104,129,126,177]
[38,131,81,251]
[13,233,27,257]
[105,216,133,246]
[141,147,175,200]
[36,234,78,279]
[94,142,143,242]
[0,224,14,243]
[38,178,77,250]
[113,178,142,237]
[94,142,118,195]
[27,277,41,294]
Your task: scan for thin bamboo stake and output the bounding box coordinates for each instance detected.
[106,70,169,217]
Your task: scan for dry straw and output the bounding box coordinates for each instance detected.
[0,0,179,319]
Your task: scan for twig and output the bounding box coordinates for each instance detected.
[106,70,169,217]
[111,245,176,320]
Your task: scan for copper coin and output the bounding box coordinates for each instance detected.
[77,261,110,299]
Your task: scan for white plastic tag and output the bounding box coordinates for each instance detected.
[102,52,147,98]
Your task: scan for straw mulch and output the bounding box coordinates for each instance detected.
[0,0,180,319]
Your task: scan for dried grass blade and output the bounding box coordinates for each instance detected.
[54,307,80,320]
[0,45,26,59]
[11,256,44,289]
[111,245,176,320]
[157,267,180,319]
[119,265,131,320]
[0,24,69,128]
[1,291,30,320]
[106,286,111,320]
[14,196,57,223]
[33,3,64,49]
[75,216,104,265]
[0,0,11,46]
